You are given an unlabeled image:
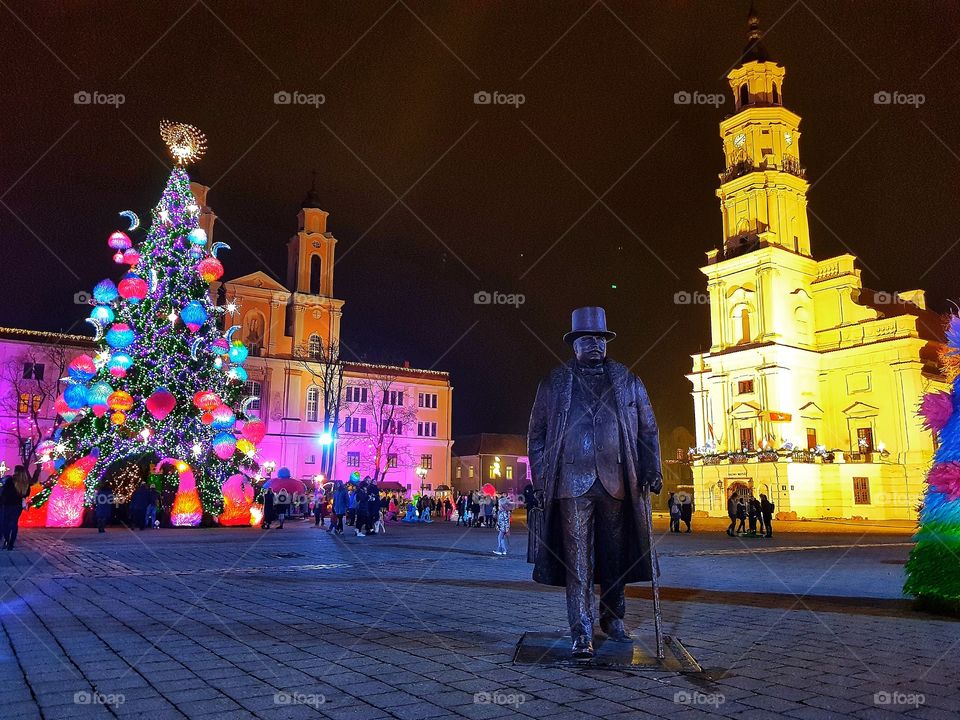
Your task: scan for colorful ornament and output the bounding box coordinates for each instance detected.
[920,391,954,433]
[200,411,214,425]
[89,304,115,325]
[113,252,125,264]
[55,396,80,423]
[228,341,248,365]
[68,355,97,382]
[193,390,221,411]
[111,411,126,425]
[219,473,254,526]
[64,383,88,410]
[93,279,119,303]
[107,390,134,412]
[228,366,248,383]
[241,418,266,444]
[196,256,224,283]
[213,337,230,354]
[187,228,207,247]
[106,323,135,349]
[180,301,208,333]
[212,432,237,460]
[211,404,236,430]
[146,387,176,420]
[236,438,255,456]
[108,231,132,250]
[107,352,133,378]
[158,458,203,527]
[122,248,141,266]
[118,273,148,303]
[86,382,113,409]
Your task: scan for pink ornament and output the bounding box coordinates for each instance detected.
[213,433,237,460]
[122,248,140,266]
[196,257,224,283]
[54,397,79,423]
[212,338,230,354]
[118,274,148,303]
[241,418,266,444]
[108,231,132,250]
[200,411,214,426]
[146,387,177,420]
[113,251,125,264]
[920,391,954,432]
[928,462,960,500]
[92,405,108,418]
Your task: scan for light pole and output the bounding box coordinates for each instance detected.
[416,466,427,496]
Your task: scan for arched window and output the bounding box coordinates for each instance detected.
[731,305,752,344]
[306,386,320,422]
[310,255,322,295]
[739,83,749,108]
[243,380,262,416]
[308,333,321,359]
[244,312,265,357]
[771,82,779,104]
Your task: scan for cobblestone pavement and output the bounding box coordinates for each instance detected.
[1,519,958,719]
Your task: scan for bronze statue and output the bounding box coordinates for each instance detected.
[527,307,663,659]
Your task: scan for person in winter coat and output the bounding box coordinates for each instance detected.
[747,496,759,534]
[760,493,775,538]
[95,482,114,533]
[679,493,694,533]
[354,481,370,537]
[330,481,348,534]
[735,498,747,534]
[0,466,30,550]
[726,495,738,537]
[366,483,381,535]
[494,495,515,555]
[129,482,150,530]
[262,487,275,529]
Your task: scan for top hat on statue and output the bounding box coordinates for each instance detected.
[563,306,617,344]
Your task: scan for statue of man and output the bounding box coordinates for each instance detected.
[527,306,663,659]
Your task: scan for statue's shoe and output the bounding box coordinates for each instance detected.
[570,634,594,659]
[600,619,632,642]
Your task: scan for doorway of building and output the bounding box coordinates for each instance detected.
[726,481,753,508]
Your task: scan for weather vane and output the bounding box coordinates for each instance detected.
[159,120,207,165]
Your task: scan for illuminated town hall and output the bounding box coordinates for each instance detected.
[686,11,947,520]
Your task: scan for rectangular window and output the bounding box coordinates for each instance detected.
[806,427,817,450]
[345,417,366,434]
[243,381,262,413]
[381,419,403,435]
[22,362,44,380]
[417,422,438,437]
[346,451,360,467]
[18,393,41,414]
[420,454,433,470]
[387,453,397,468]
[739,427,754,451]
[506,465,513,480]
[384,390,404,406]
[468,466,474,478]
[418,392,438,408]
[737,379,754,394]
[853,477,870,505]
[456,466,462,479]
[856,427,874,452]
[304,454,315,465]
[345,386,368,403]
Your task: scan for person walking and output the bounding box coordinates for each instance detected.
[262,487,275,529]
[747,496,759,535]
[679,493,693,533]
[129,482,150,530]
[145,484,159,529]
[354,481,370,537]
[444,497,453,521]
[760,493,775,538]
[470,493,481,528]
[95,482,114,533]
[0,466,30,550]
[482,496,494,527]
[726,494,737,536]
[366,483,381,535]
[456,494,467,526]
[313,487,325,528]
[735,498,747,534]
[668,497,681,533]
[494,494,514,555]
[330,481,348,534]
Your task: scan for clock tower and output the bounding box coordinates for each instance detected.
[717,3,810,258]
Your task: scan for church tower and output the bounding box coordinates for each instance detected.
[716,3,810,258]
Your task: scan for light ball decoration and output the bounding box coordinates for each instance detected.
[196,256,223,283]
[106,323,135,349]
[118,273,148,303]
[55,397,80,423]
[122,248,141,266]
[113,252,125,264]
[212,337,230,354]
[89,304,115,325]
[193,390,221,411]
[111,411,126,426]
[86,382,113,409]
[160,119,207,165]
[107,352,133,378]
[200,411,215,426]
[93,279,119,303]
[108,231,132,250]
[107,390,134,413]
[236,438,256,457]
[211,404,236,430]
[146,387,176,420]
[187,228,208,247]
[227,341,248,365]
[228,366,248,383]
[68,355,97,382]
[64,384,89,410]
[212,432,237,460]
[180,301,208,333]
[241,418,266,444]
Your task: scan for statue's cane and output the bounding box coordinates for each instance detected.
[642,483,665,659]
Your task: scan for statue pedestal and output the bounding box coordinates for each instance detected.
[513,631,701,672]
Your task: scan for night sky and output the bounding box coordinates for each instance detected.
[3,1,960,439]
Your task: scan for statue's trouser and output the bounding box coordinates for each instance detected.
[558,480,626,639]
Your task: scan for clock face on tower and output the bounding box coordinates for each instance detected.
[734,133,746,148]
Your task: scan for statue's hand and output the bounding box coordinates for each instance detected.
[534,489,545,507]
[644,475,663,494]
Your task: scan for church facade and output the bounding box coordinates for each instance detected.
[686,10,947,520]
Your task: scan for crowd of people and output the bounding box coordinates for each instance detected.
[726,493,775,538]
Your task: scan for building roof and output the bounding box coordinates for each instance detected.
[853,289,946,343]
[0,327,93,347]
[343,361,449,380]
[453,433,527,458]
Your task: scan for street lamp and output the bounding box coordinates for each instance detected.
[416,466,427,496]
[263,460,276,479]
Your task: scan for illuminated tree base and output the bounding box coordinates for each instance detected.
[46,485,84,528]
[171,489,203,527]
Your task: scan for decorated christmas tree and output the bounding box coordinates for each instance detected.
[35,121,263,527]
[905,314,960,612]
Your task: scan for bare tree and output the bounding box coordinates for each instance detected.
[340,372,418,484]
[293,337,344,482]
[0,344,70,477]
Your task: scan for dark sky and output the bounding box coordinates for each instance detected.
[3,1,960,439]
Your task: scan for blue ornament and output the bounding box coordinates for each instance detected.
[228,366,248,383]
[93,279,119,303]
[180,301,208,332]
[188,228,207,246]
[277,467,291,479]
[105,323,135,349]
[54,458,65,471]
[107,353,133,377]
[64,383,88,409]
[89,305,115,325]
[86,382,113,408]
[227,341,248,365]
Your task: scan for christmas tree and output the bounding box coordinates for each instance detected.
[905,314,960,612]
[35,121,263,527]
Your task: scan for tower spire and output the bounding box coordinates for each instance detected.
[302,169,323,209]
[740,1,770,65]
